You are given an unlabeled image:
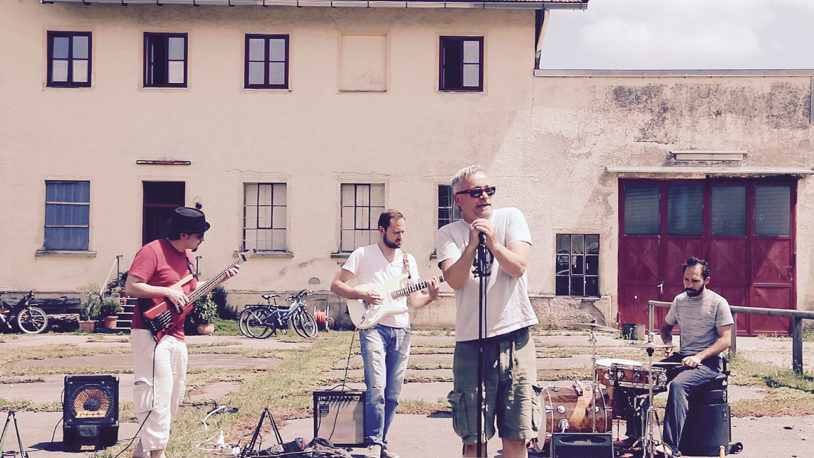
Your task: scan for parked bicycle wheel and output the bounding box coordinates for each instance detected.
[246,308,275,339]
[294,309,318,338]
[239,306,262,337]
[16,307,48,334]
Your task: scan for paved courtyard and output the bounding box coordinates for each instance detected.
[1,331,813,457]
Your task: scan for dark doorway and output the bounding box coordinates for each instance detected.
[618,178,796,336]
[142,181,185,245]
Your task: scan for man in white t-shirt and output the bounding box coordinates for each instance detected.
[331,210,440,458]
[436,165,538,458]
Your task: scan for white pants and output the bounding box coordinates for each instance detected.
[131,329,188,453]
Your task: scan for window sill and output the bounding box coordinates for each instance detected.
[35,250,97,258]
[330,251,351,260]
[234,250,293,258]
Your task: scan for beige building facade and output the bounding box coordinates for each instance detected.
[2,0,812,333]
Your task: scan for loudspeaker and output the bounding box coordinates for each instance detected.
[550,433,613,458]
[312,390,365,446]
[679,403,731,456]
[63,375,119,451]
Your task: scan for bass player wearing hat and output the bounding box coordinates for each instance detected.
[125,207,238,458]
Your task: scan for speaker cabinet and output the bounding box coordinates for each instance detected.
[63,375,119,451]
[312,390,365,446]
[550,433,613,458]
[679,403,731,456]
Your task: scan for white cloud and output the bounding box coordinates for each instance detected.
[542,0,814,69]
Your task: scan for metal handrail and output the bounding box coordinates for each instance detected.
[649,300,814,373]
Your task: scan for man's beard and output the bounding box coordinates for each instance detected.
[685,285,705,297]
[383,234,401,249]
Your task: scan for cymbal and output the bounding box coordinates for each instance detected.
[571,322,619,333]
[629,342,674,349]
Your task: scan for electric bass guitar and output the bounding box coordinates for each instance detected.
[141,249,255,341]
[347,275,444,330]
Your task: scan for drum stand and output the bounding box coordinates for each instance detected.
[641,347,664,458]
[0,410,28,457]
[588,326,598,433]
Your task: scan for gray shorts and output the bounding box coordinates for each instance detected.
[447,326,539,443]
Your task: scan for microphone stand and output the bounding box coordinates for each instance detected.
[472,232,491,458]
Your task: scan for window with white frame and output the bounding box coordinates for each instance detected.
[437,185,462,228]
[44,181,90,251]
[340,183,385,253]
[243,183,287,252]
[47,31,91,87]
[556,234,599,297]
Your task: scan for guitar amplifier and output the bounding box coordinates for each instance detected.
[550,433,613,458]
[312,390,365,446]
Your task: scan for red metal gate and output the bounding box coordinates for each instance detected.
[618,178,796,336]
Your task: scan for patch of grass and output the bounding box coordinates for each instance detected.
[209,317,241,336]
[410,361,453,370]
[0,399,62,412]
[411,329,455,337]
[410,348,454,355]
[731,387,814,417]
[0,376,45,384]
[396,398,450,415]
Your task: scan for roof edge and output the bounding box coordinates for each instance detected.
[43,0,589,10]
[536,69,814,77]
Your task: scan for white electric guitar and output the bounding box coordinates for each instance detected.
[347,275,445,329]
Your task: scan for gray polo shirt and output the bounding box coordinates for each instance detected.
[666,289,734,355]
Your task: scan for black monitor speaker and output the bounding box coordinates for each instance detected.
[63,375,119,451]
[550,433,614,458]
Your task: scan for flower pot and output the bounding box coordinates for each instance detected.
[103,315,118,329]
[78,320,95,333]
[197,323,215,335]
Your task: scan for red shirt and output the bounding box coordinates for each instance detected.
[129,238,197,341]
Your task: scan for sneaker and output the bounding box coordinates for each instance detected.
[380,447,400,458]
[365,444,382,458]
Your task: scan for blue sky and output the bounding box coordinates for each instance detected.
[541,0,814,69]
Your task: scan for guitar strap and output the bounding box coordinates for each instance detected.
[402,252,412,279]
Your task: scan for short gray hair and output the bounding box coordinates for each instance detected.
[450,165,486,192]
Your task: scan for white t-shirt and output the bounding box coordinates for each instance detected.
[436,207,538,342]
[341,244,420,328]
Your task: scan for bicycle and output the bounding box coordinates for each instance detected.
[241,289,318,339]
[0,290,49,334]
[239,294,282,339]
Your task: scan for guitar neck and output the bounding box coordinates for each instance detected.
[391,276,445,300]
[186,250,253,303]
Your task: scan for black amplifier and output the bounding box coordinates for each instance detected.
[312,390,365,446]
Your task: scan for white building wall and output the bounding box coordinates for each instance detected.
[2,2,813,327]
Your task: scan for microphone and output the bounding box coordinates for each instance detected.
[478,231,486,245]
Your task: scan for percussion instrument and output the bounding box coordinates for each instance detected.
[598,359,667,391]
[536,385,612,449]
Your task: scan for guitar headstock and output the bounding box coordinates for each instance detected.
[239,248,257,262]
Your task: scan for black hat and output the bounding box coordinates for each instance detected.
[169,207,211,234]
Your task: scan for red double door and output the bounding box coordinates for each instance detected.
[618,178,796,336]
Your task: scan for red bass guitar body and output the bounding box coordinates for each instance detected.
[141,249,254,342]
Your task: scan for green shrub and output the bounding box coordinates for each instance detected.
[211,286,236,320]
[186,293,218,333]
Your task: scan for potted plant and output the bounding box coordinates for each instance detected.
[77,283,101,333]
[98,299,123,329]
[187,293,218,335]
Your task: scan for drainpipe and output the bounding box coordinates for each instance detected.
[535,8,550,70]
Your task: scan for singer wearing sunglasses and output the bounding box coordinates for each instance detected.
[436,165,538,458]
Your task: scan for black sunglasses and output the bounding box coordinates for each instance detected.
[455,186,496,198]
